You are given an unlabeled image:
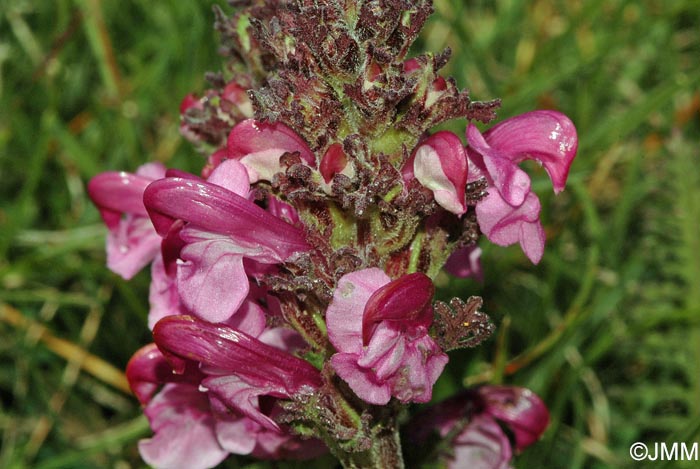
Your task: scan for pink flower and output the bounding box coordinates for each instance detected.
[143,160,311,322]
[140,382,229,469]
[467,111,578,263]
[326,269,448,405]
[404,131,468,215]
[409,386,550,469]
[87,162,166,279]
[153,315,323,431]
[226,119,316,183]
[127,305,325,467]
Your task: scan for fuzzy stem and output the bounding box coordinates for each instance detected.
[334,417,405,469]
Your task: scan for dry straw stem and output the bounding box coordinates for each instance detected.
[0,303,130,394]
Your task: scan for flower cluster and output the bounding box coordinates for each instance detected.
[88,1,577,468]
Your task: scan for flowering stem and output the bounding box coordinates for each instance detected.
[334,416,404,469]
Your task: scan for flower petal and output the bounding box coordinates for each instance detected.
[330,353,392,405]
[125,343,203,405]
[227,119,315,183]
[449,415,512,469]
[88,171,154,227]
[444,245,483,281]
[203,374,282,431]
[467,124,531,207]
[148,254,185,330]
[412,131,468,214]
[481,110,578,194]
[362,272,435,344]
[105,215,162,279]
[153,315,322,393]
[205,159,251,197]
[176,237,250,323]
[139,384,228,469]
[326,268,391,354]
[478,385,550,451]
[144,176,310,259]
[475,191,545,264]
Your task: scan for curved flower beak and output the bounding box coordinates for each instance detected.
[468,110,578,197]
[227,119,316,183]
[362,272,435,344]
[153,315,322,431]
[143,175,310,260]
[125,343,203,405]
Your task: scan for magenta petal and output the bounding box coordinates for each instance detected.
[478,386,550,451]
[331,353,392,405]
[144,177,310,259]
[362,272,435,344]
[139,384,228,469]
[482,110,578,194]
[412,131,468,214]
[153,316,322,393]
[227,119,315,182]
[319,143,348,183]
[176,237,249,323]
[475,191,545,264]
[266,195,301,226]
[326,268,391,354]
[444,245,484,281]
[467,124,531,206]
[125,344,203,405]
[88,172,153,226]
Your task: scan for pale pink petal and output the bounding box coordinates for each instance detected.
[214,416,257,455]
[202,374,282,432]
[396,335,449,403]
[205,159,251,197]
[358,327,404,378]
[475,191,545,264]
[448,415,512,469]
[136,162,167,180]
[467,124,531,207]
[106,215,161,280]
[224,299,266,337]
[139,384,228,469]
[326,268,391,354]
[148,254,186,330]
[330,353,392,405]
[88,163,166,279]
[176,238,249,323]
[258,327,309,354]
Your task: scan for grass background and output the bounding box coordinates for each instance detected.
[1,0,699,467]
